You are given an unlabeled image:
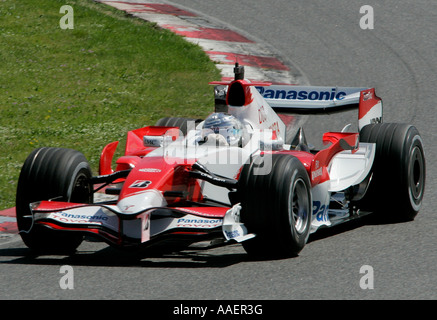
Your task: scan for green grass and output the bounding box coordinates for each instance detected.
[0,0,221,209]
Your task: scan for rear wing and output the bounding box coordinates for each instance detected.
[255,85,383,131]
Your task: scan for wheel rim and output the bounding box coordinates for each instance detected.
[408,144,425,207]
[69,171,92,203]
[289,178,310,234]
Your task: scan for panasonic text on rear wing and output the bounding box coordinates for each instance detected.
[255,85,369,114]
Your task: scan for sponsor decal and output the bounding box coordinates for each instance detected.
[138,168,161,173]
[50,212,108,224]
[370,116,382,124]
[129,180,152,188]
[311,160,322,181]
[312,201,329,222]
[123,205,135,212]
[224,229,241,239]
[143,136,163,147]
[269,121,281,136]
[311,167,323,180]
[256,86,347,101]
[176,217,222,228]
[362,91,373,101]
[258,105,268,124]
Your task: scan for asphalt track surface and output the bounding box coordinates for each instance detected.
[1,0,436,300]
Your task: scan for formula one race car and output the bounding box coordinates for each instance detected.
[16,64,426,257]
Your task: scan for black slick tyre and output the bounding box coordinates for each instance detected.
[16,147,93,253]
[358,123,426,221]
[238,154,312,258]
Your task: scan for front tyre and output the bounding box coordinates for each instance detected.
[16,147,93,253]
[238,154,312,258]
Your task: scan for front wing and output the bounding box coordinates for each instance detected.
[28,201,254,248]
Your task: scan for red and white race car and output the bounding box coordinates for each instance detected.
[16,64,426,257]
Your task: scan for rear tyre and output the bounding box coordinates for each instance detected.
[155,117,202,136]
[358,123,426,221]
[16,147,93,253]
[238,154,312,258]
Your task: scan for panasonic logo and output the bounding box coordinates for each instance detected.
[60,212,108,221]
[256,87,346,101]
[177,218,221,225]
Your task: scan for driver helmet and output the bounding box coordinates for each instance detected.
[203,113,245,147]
